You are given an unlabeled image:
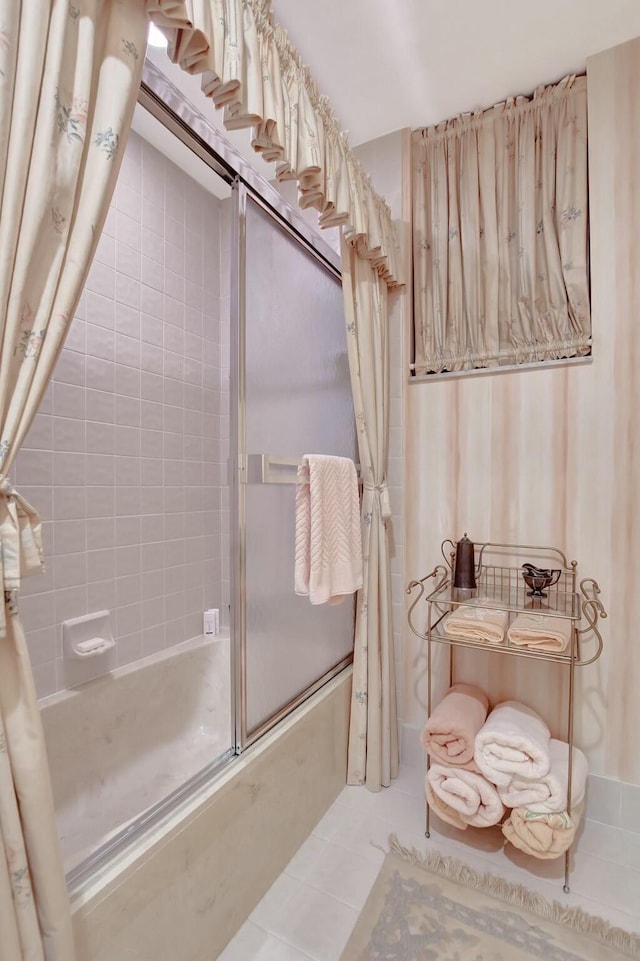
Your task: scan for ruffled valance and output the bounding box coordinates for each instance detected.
[145,0,402,287]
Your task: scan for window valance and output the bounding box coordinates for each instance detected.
[145,0,402,288]
[412,75,590,374]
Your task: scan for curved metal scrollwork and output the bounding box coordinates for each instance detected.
[576,578,607,666]
[406,565,448,640]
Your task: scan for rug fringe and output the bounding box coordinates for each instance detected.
[389,835,640,960]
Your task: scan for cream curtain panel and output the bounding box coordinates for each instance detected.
[341,237,398,792]
[412,75,590,373]
[145,0,402,289]
[0,2,146,958]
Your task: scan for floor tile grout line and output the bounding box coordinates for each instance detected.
[249,919,318,961]
[309,826,392,862]
[281,869,368,915]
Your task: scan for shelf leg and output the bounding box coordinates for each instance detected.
[564,629,576,895]
[425,631,432,840]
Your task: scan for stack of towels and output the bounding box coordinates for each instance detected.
[443,604,572,653]
[422,687,588,859]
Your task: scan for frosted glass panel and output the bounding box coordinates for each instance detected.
[244,197,356,734]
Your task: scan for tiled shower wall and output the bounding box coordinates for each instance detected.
[15,131,230,698]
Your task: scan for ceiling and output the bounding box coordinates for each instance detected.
[271,0,640,144]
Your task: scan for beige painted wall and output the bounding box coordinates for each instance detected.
[403,35,640,785]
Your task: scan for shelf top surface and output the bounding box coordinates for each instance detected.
[427,564,580,619]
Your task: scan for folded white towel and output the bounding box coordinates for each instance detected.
[507,613,572,653]
[427,764,505,828]
[498,739,588,813]
[294,455,362,605]
[474,700,551,788]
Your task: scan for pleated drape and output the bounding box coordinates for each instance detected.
[341,236,399,792]
[0,2,147,957]
[145,0,402,288]
[413,75,590,373]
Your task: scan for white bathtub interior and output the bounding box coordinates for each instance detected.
[40,634,231,873]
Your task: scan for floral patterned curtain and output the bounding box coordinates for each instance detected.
[341,236,399,792]
[412,75,590,373]
[0,2,146,957]
[144,0,402,288]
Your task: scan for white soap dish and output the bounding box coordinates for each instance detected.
[63,611,115,660]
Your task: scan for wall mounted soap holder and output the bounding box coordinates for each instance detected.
[63,611,115,660]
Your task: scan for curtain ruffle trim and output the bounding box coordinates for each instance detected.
[414,335,592,374]
[145,0,402,287]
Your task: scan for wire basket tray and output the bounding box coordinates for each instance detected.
[427,563,580,620]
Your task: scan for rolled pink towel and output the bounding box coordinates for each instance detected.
[425,777,468,831]
[427,764,505,828]
[421,683,489,771]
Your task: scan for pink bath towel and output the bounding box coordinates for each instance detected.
[294,455,362,605]
[425,777,468,830]
[427,764,505,828]
[421,683,489,770]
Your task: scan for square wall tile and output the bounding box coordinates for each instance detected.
[620,782,640,834]
[17,130,229,695]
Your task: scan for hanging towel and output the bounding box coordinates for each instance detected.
[502,802,584,860]
[427,764,505,828]
[294,454,362,605]
[421,683,488,770]
[474,700,551,787]
[507,612,572,653]
[443,604,509,645]
[498,739,588,813]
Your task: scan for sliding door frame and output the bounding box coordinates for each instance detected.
[231,183,351,751]
[141,58,351,756]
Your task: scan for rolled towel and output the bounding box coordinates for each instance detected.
[421,683,489,770]
[502,802,584,859]
[427,763,505,828]
[498,739,588,813]
[443,604,509,645]
[474,700,551,788]
[425,777,468,831]
[507,612,572,653]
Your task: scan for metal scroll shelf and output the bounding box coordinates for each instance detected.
[406,543,606,668]
[406,540,607,894]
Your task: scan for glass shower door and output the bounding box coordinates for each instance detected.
[232,187,356,746]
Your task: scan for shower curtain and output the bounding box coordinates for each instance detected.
[341,237,399,791]
[1,1,402,953]
[0,2,146,957]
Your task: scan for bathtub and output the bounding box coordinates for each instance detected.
[40,633,232,874]
[40,633,351,961]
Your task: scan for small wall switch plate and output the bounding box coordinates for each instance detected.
[63,611,115,660]
[203,609,219,636]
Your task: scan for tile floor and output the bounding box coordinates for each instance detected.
[218,761,640,960]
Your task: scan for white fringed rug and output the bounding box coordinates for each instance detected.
[340,838,640,960]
